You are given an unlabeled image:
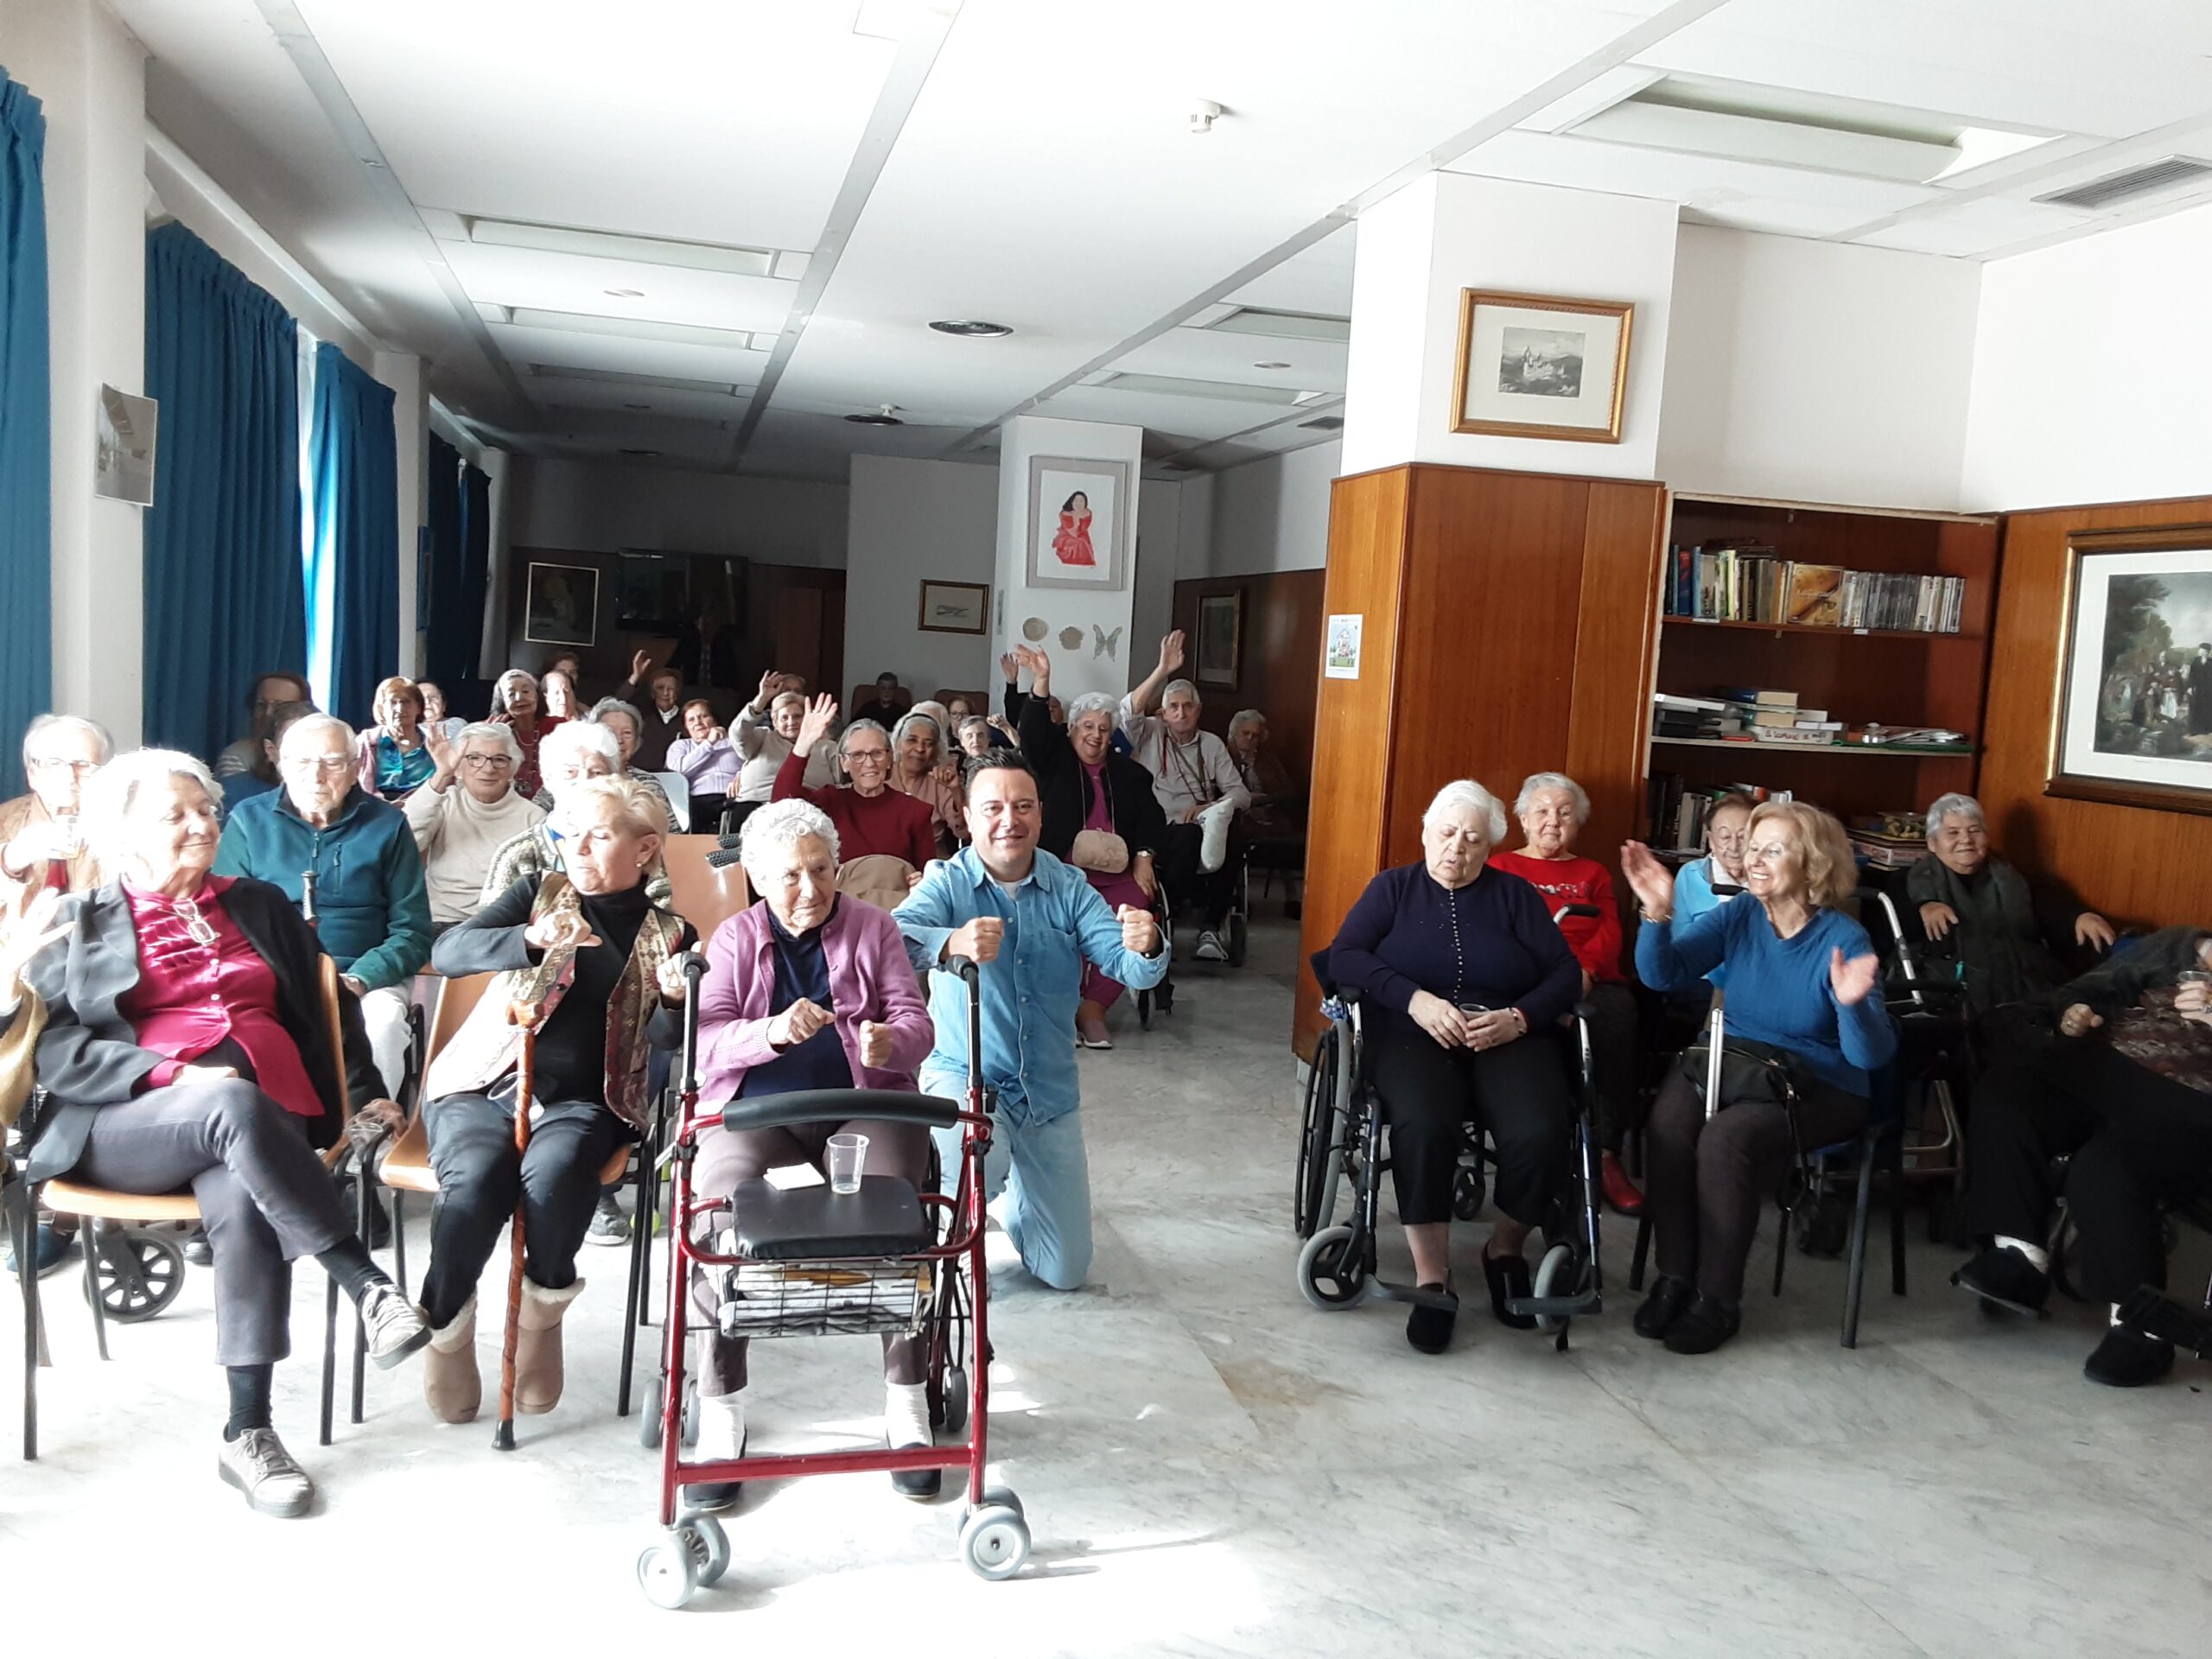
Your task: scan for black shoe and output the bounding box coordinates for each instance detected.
[1951,1245,2050,1316]
[1405,1281,1459,1354]
[1662,1295,1742,1355]
[182,1227,213,1268]
[1632,1274,1694,1340]
[1482,1246,1536,1331]
[2083,1324,2176,1388]
[892,1465,943,1499]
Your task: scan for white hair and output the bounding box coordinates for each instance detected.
[587,696,641,737]
[279,713,353,756]
[81,749,222,863]
[1516,771,1590,826]
[540,719,620,779]
[1227,709,1265,741]
[22,713,114,772]
[455,721,523,765]
[892,711,945,766]
[1065,692,1117,727]
[552,772,668,841]
[1161,677,1201,706]
[738,798,840,886]
[1423,779,1506,845]
[1925,792,1986,840]
[838,717,890,755]
[493,668,537,712]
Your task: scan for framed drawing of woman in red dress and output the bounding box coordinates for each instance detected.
[1026,457,1130,592]
[1052,492,1096,567]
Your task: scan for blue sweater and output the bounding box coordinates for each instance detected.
[1327,861,1580,1035]
[1637,899,1897,1096]
[213,787,432,993]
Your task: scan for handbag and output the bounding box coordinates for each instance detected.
[1068,830,1130,874]
[1678,1035,1804,1108]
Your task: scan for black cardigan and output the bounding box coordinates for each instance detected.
[23,877,384,1179]
[1018,695,1170,863]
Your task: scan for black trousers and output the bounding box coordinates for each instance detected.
[1154,821,1236,931]
[419,1093,632,1328]
[1646,1068,1867,1303]
[687,792,729,835]
[1367,1023,1571,1228]
[688,1116,931,1395]
[69,1080,352,1366]
[1583,981,1642,1154]
[1960,1042,2212,1303]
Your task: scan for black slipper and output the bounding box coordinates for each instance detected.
[1406,1281,1459,1354]
[1483,1247,1535,1331]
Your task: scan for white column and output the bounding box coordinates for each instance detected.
[3,0,148,741]
[479,448,511,678]
[376,350,428,677]
[1342,172,1678,480]
[994,415,1144,703]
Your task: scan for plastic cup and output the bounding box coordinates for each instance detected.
[826,1134,868,1195]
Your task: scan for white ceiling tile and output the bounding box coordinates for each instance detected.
[487,323,768,386]
[1852,194,2102,257]
[1110,327,1347,394]
[438,242,795,335]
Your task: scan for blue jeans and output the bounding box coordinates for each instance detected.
[931,1102,1092,1292]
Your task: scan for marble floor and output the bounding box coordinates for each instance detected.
[5,912,2209,1654]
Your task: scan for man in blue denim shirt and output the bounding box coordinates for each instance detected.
[897,753,1165,1289]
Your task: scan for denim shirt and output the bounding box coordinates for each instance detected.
[896,847,1167,1127]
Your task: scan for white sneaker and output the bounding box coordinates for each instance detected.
[1198,799,1235,873]
[686,1389,746,1511]
[218,1427,315,1518]
[887,1381,938,1499]
[1194,930,1228,963]
[359,1284,432,1369]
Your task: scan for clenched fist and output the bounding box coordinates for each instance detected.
[859,1020,894,1069]
[945,917,1005,965]
[768,997,833,1050]
[1117,904,1160,957]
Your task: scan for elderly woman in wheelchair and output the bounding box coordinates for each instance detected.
[1620,801,1894,1356]
[1320,779,1583,1353]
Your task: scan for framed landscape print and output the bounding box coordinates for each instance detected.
[1026,455,1132,591]
[2050,527,2212,816]
[1195,590,1243,690]
[917,578,990,635]
[1450,289,1632,443]
[524,561,600,647]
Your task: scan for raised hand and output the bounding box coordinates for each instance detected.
[2075,911,2117,951]
[1117,903,1160,956]
[1158,629,1185,673]
[423,721,455,776]
[999,652,1019,683]
[630,649,655,685]
[858,1019,894,1069]
[1618,841,1675,919]
[768,997,832,1050]
[755,667,781,707]
[793,694,839,757]
[945,916,1005,965]
[1828,947,1880,1007]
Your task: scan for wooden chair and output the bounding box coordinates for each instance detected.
[661,834,753,943]
[20,957,372,1459]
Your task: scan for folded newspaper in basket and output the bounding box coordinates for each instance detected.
[714,1243,932,1338]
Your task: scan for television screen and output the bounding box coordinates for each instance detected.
[617,552,693,632]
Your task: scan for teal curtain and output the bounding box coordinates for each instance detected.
[458,460,491,678]
[308,342,397,727]
[423,434,464,683]
[142,223,303,763]
[0,70,51,799]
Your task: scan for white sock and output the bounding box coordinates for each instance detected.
[885,1381,931,1449]
[1993,1236,2050,1274]
[2111,1303,2126,1327]
[1198,800,1233,873]
[696,1389,745,1457]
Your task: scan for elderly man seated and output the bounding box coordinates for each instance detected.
[1,713,111,918]
[404,721,547,931]
[1225,709,1299,838]
[215,714,432,1112]
[213,670,312,780]
[772,695,938,893]
[618,652,687,773]
[1118,630,1249,963]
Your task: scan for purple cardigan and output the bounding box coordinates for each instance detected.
[696,896,934,1103]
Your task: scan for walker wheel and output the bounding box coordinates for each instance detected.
[1296,1224,1366,1311]
[959,1503,1031,1581]
[939,1365,969,1435]
[1451,1167,1486,1224]
[640,1378,664,1448]
[1532,1242,1577,1335]
[87,1231,185,1323]
[637,1533,701,1609]
[982,1484,1024,1521]
[679,1510,731,1587]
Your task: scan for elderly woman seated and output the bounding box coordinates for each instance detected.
[1327,779,1582,1354]
[1489,772,1645,1216]
[402,721,546,931]
[666,699,740,833]
[21,750,429,1516]
[956,715,995,760]
[1952,927,2212,1388]
[489,668,563,799]
[562,698,679,832]
[888,712,965,855]
[1014,657,1167,1049]
[680,799,939,1506]
[732,673,837,819]
[355,677,436,801]
[1908,791,2114,1016]
[416,680,467,746]
[1621,803,1896,1356]
[416,775,697,1423]
[773,696,938,882]
[480,721,673,905]
[540,667,579,722]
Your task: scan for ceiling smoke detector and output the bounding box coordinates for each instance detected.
[929,319,1014,338]
[1254,360,1292,370]
[1188,99,1224,135]
[845,404,906,426]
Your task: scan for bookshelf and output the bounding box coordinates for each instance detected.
[1646,495,2000,842]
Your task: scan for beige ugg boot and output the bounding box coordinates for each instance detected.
[514,1278,585,1414]
[423,1296,480,1424]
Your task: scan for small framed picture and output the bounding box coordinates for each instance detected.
[917,578,991,635]
[1195,590,1243,690]
[1325,613,1363,680]
[1027,455,1132,591]
[524,561,600,647]
[1450,289,1633,444]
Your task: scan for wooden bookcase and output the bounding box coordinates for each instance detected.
[1646,495,2001,836]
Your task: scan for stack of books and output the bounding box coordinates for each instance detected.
[1652,693,1737,742]
[1647,775,1793,851]
[1664,543,1967,634]
[1849,822,1929,868]
[1721,687,1841,747]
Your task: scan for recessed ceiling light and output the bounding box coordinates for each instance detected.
[845,404,906,426]
[603,287,644,299]
[1254,360,1292,370]
[1299,415,1345,431]
[1204,307,1352,343]
[489,305,759,352]
[929,319,1014,338]
[462,215,780,278]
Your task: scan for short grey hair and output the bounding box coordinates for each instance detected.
[82,749,221,863]
[552,772,668,841]
[1516,771,1590,826]
[587,696,641,738]
[769,690,805,716]
[738,798,840,886]
[957,715,991,743]
[493,668,537,712]
[539,719,620,779]
[1925,792,1986,840]
[1423,779,1506,845]
[838,717,890,755]
[1227,709,1265,741]
[456,721,523,765]
[1065,692,1117,727]
[22,713,114,772]
[279,713,354,757]
[1161,677,1201,706]
[892,711,944,765]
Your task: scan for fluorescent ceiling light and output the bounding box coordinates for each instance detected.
[524,365,752,397]
[1202,308,1352,343]
[1097,372,1318,406]
[487,305,763,351]
[463,216,783,278]
[1930,127,2063,182]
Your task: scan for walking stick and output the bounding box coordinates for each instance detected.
[493,1001,540,1452]
[1705,993,1726,1123]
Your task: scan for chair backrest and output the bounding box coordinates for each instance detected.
[663,832,753,942]
[851,681,909,715]
[424,971,497,1071]
[654,769,691,826]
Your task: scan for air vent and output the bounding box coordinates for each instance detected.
[1202,307,1351,344]
[526,365,748,398]
[2037,156,2212,212]
[845,405,906,426]
[1298,415,1345,431]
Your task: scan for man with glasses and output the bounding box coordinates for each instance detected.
[213,671,313,780]
[772,694,938,872]
[0,715,111,919]
[402,721,545,931]
[215,715,431,1109]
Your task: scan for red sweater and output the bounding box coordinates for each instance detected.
[772,751,938,869]
[1488,850,1624,982]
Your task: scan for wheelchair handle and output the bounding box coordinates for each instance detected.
[1554,903,1601,920]
[719,1090,962,1136]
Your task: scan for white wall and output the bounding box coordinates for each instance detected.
[509,455,849,566]
[1961,200,2212,512]
[1658,227,1980,512]
[1209,442,1340,576]
[1130,478,1185,664]
[844,454,998,698]
[993,414,1143,703]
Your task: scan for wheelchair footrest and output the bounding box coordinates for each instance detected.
[1507,1291,1602,1320]
[2119,1287,2212,1359]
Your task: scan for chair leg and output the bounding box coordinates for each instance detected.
[1841,1141,1877,1350]
[1772,1198,1791,1298]
[616,1154,650,1417]
[350,1171,369,1427]
[1887,1132,1908,1298]
[10,1181,37,1460]
[82,1223,111,1363]
[318,1272,340,1447]
[391,1189,408,1296]
[1628,1212,1651,1292]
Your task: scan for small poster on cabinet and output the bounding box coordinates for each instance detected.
[1324,614,1363,680]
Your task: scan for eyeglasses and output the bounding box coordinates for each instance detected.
[284,755,353,775]
[460,753,515,770]
[28,756,99,773]
[172,896,218,948]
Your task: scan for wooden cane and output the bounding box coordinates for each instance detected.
[493,1002,538,1451]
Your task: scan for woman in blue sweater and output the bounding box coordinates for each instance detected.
[1327,780,1581,1355]
[1622,800,1894,1355]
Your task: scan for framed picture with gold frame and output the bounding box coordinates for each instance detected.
[1450,289,1632,444]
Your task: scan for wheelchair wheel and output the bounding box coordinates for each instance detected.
[1795,1193,1851,1260]
[86,1230,185,1324]
[1296,1224,1367,1310]
[1531,1242,1581,1335]
[1451,1166,1486,1224]
[1226,912,1249,968]
[1294,1038,1339,1238]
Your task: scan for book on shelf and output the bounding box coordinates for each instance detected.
[1665,547,1966,634]
[1785,563,1844,627]
[1648,775,1795,849]
[1720,686,1796,707]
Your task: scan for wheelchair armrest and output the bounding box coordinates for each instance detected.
[1570,1000,1597,1021]
[1554,903,1601,921]
[718,1089,962,1137]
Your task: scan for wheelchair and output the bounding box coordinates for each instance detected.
[1292,906,1608,1351]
